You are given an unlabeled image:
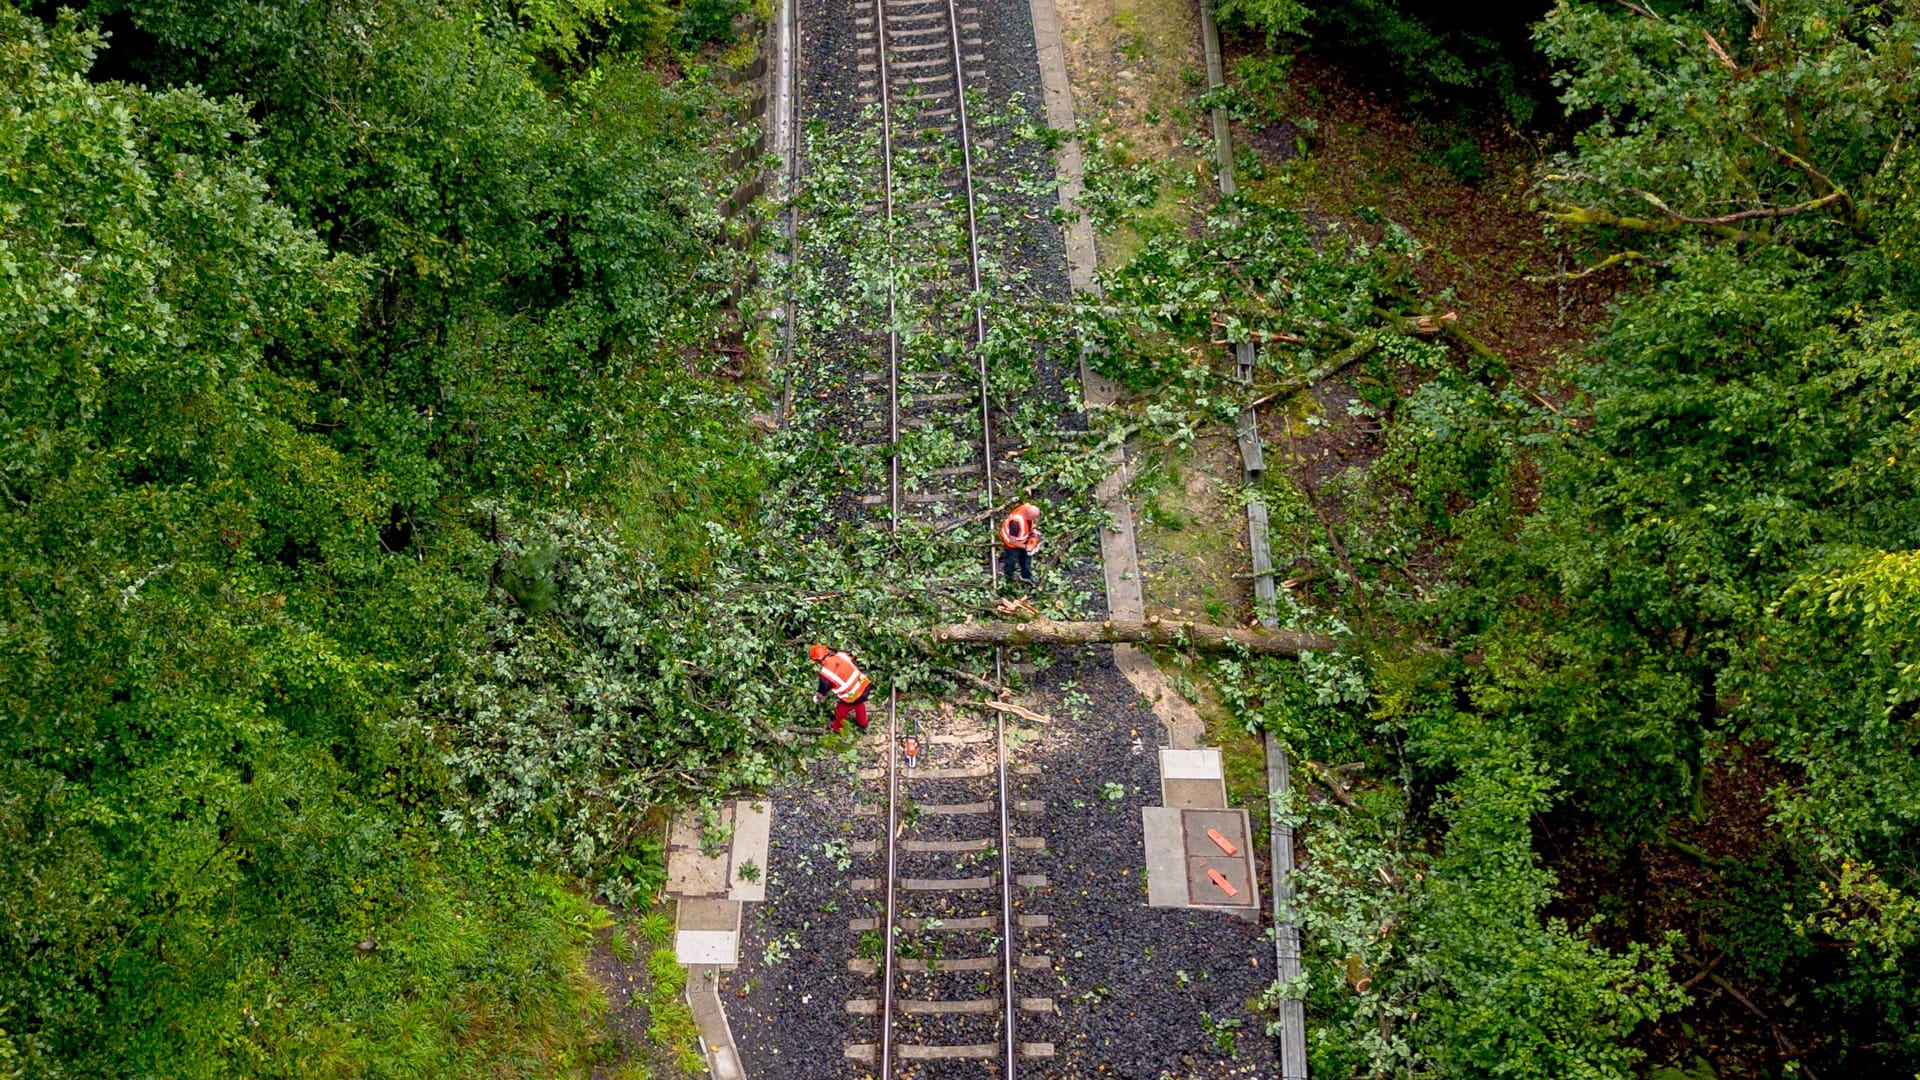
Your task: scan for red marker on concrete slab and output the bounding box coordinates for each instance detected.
[1206,868,1239,898]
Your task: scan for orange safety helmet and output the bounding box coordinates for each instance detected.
[808,643,830,662]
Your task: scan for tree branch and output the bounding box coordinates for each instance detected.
[957,699,1053,724]
[1546,201,1761,243]
[1245,337,1380,411]
[1545,162,1845,240]
[1739,125,1857,223]
[1529,249,1650,283]
[1702,28,1737,70]
[1678,190,1846,225]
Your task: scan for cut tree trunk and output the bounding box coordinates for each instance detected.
[931,617,1337,657]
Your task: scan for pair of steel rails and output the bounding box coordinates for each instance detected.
[865,0,1016,1070]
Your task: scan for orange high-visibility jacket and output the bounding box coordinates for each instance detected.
[819,651,872,704]
[999,504,1040,552]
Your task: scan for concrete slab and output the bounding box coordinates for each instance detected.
[1160,748,1224,780]
[668,848,731,899]
[677,898,741,934]
[728,800,771,902]
[666,803,733,899]
[1162,777,1229,809]
[675,930,739,965]
[686,963,744,1080]
[1145,806,1261,916]
[668,809,708,851]
[1142,806,1190,908]
[1265,731,1309,1078]
[1183,809,1248,857]
[1189,854,1254,907]
[1160,749,1228,806]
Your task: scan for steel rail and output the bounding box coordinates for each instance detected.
[873,0,902,1067]
[934,5,1014,1062]
[943,0,996,602]
[875,0,898,1065]
[994,698,1016,1078]
[876,0,900,532]
[881,684,900,1077]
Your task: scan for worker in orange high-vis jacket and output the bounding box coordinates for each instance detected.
[809,643,874,733]
[999,501,1040,585]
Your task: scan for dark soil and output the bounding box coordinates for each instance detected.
[587,909,695,1080]
[1216,50,1625,612]
[1536,744,1849,1079]
[1231,51,1622,380]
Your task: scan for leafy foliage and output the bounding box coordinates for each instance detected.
[1538,0,1916,256]
[1220,0,1549,122]
[0,0,765,1072]
[1370,0,1920,1069]
[1078,59,1684,1067]
[1079,0,1920,1069]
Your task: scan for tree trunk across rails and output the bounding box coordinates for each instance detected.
[931,617,1338,657]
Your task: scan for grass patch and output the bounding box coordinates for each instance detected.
[591,910,709,1079]
[1135,438,1250,627]
[642,946,706,1076]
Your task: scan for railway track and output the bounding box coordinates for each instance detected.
[845,700,1052,1076]
[848,0,1003,538]
[836,0,1050,1070]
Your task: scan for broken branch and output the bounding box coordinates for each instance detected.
[1245,337,1381,412]
[1530,249,1649,283]
[1739,126,1856,221]
[958,699,1053,724]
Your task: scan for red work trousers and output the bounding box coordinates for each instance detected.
[832,697,869,733]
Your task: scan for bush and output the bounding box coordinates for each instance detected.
[674,0,747,49]
[1222,0,1549,124]
[2,3,752,1074]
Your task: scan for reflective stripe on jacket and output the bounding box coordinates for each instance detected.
[819,652,872,703]
[999,505,1039,552]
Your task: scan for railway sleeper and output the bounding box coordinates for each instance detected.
[847,953,1043,974]
[844,997,1056,1017]
[848,915,996,931]
[847,874,998,892]
[844,1042,1056,1062]
[856,799,996,815]
[855,762,993,779]
[868,997,1059,1013]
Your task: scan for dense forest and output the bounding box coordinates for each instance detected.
[1101,0,1920,1074]
[1,0,779,1071]
[4,0,1919,1076]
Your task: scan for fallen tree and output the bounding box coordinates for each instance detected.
[931,617,1338,656]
